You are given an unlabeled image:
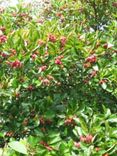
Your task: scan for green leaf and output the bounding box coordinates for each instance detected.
[8,141,28,155]
[101,83,107,90]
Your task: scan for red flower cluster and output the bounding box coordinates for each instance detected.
[112,2,117,7]
[103,43,113,49]
[55,58,62,65]
[0,35,7,43]
[80,134,93,144]
[1,52,8,58]
[60,36,67,47]
[40,117,52,125]
[48,34,56,43]
[64,117,75,126]
[99,79,108,84]
[55,55,64,65]
[10,49,16,56]
[38,65,47,72]
[90,70,97,78]
[31,54,37,60]
[42,78,50,86]
[0,27,6,32]
[86,54,97,63]
[38,39,45,46]
[56,12,62,17]
[40,141,54,151]
[74,142,80,148]
[11,60,22,68]
[27,85,34,91]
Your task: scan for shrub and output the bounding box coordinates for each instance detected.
[0,0,117,155]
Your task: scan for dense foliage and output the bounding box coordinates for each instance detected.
[0,0,117,155]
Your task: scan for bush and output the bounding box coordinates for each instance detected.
[0,0,117,155]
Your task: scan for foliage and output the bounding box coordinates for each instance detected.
[0,0,117,155]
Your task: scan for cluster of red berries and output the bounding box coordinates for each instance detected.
[40,117,52,125]
[38,39,45,46]
[74,142,80,148]
[31,53,37,60]
[38,65,47,72]
[40,141,54,151]
[90,70,97,78]
[99,79,108,84]
[60,36,67,47]
[0,26,6,32]
[64,117,76,126]
[48,34,57,43]
[0,52,8,58]
[80,134,93,144]
[0,35,7,43]
[27,85,34,91]
[10,60,22,68]
[112,2,117,7]
[85,54,97,64]
[55,55,64,65]
[39,75,55,86]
